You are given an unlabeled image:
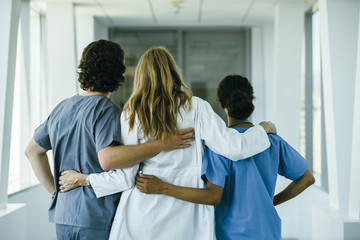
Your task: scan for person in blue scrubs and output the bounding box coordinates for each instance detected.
[25,40,194,240]
[136,74,315,240]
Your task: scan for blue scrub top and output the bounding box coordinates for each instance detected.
[34,95,122,230]
[201,127,308,240]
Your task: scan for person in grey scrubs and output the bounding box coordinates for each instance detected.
[24,40,194,240]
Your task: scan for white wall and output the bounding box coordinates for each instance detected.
[262,23,275,122]
[349,1,360,222]
[75,15,95,65]
[258,0,360,239]
[251,27,265,124]
[273,0,304,149]
[46,2,78,108]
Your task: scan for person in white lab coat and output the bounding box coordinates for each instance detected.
[59,47,277,240]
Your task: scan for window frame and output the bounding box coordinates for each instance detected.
[304,4,328,192]
[6,2,48,196]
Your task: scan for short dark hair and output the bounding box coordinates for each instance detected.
[216,75,255,120]
[78,40,126,92]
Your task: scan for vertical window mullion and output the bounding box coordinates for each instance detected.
[305,12,314,170]
[0,0,21,208]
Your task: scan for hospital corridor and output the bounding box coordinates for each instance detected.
[1,0,360,239]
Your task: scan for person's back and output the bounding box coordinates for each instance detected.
[26,39,127,239]
[200,74,314,240]
[203,129,308,239]
[38,95,121,228]
[112,96,214,240]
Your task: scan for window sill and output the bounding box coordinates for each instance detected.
[8,179,39,195]
[8,182,39,197]
[0,203,26,218]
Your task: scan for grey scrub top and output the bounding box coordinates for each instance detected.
[34,94,122,230]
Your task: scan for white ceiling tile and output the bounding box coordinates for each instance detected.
[31,0,319,27]
[151,0,201,24]
[201,0,253,24]
[243,1,275,24]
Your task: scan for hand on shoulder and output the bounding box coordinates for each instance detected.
[259,121,277,134]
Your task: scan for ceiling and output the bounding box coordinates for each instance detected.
[30,0,317,120]
[32,0,317,27]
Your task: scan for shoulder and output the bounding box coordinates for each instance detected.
[190,96,201,108]
[99,96,120,109]
[191,96,208,105]
[272,134,306,163]
[191,96,212,112]
[204,146,229,165]
[48,96,77,118]
[267,133,286,146]
[120,109,138,124]
[268,133,283,142]
[86,97,122,127]
[270,134,298,151]
[98,97,121,116]
[52,95,74,110]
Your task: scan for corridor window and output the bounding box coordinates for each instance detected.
[312,11,322,177]
[8,8,48,194]
[303,9,328,191]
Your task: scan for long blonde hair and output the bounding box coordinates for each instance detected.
[123,47,193,141]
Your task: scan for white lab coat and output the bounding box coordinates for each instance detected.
[89,96,270,240]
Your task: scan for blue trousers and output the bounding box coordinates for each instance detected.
[56,224,110,240]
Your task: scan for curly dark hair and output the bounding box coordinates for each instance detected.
[216,75,255,120]
[78,40,126,92]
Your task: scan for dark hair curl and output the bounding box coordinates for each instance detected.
[78,40,126,92]
[216,75,255,120]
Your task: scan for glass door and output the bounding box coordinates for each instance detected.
[184,30,249,121]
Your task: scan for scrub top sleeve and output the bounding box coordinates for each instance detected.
[94,105,122,152]
[201,147,229,188]
[89,165,139,198]
[278,138,309,180]
[33,117,52,150]
[89,112,140,198]
[197,98,270,161]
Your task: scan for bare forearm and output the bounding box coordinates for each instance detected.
[99,141,163,170]
[273,170,315,206]
[99,128,195,170]
[136,174,223,205]
[27,152,55,195]
[161,183,220,205]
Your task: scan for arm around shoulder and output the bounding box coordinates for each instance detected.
[259,121,277,134]
[197,98,274,160]
[98,128,195,170]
